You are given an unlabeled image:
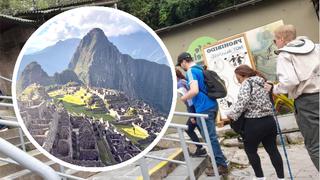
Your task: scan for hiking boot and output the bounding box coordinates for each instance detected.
[191,148,207,157]
[218,165,228,175]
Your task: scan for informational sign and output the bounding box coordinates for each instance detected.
[202,34,254,118]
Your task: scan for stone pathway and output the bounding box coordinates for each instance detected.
[200,144,319,179]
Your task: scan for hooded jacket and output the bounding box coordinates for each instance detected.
[227,76,273,120]
[273,36,320,99]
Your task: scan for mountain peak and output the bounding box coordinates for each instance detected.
[27,61,40,68]
[17,61,52,92]
[79,28,111,48]
[87,28,107,39]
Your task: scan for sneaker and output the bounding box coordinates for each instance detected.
[191,148,207,157]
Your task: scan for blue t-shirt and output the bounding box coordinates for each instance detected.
[186,65,217,113]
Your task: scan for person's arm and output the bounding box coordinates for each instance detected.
[226,80,251,120]
[181,81,199,102]
[273,53,300,94]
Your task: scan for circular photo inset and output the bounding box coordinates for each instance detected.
[12,7,176,171]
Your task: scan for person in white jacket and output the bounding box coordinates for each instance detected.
[265,24,319,171]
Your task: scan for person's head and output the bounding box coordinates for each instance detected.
[273,24,296,49]
[176,52,193,71]
[234,64,266,83]
[175,68,185,80]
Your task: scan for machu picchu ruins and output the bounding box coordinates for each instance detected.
[17,83,167,167]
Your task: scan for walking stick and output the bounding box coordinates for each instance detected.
[269,90,294,180]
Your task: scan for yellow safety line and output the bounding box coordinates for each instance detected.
[136,148,182,180]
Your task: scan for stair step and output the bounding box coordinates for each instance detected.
[0,149,49,178]
[0,128,21,139]
[1,160,57,180]
[65,169,98,179]
[198,173,223,180]
[3,135,29,146]
[88,148,183,180]
[163,156,209,180]
[0,142,36,158]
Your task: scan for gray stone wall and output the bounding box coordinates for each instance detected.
[43,111,59,152]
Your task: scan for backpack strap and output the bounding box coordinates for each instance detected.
[190,65,208,95]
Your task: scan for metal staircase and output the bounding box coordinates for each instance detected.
[0,75,219,180]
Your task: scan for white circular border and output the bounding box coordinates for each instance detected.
[12,6,177,172]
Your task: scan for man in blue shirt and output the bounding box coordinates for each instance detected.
[177,52,228,176]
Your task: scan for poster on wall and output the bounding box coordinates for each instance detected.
[202,34,254,118]
[245,20,284,81]
[195,20,293,116]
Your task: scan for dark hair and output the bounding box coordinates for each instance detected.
[175,68,186,80]
[234,64,267,81]
[203,65,207,70]
[176,52,193,66]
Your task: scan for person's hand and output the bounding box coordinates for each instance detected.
[180,95,187,102]
[190,118,196,124]
[226,115,234,122]
[264,82,273,92]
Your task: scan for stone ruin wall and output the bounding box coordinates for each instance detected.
[43,111,59,152]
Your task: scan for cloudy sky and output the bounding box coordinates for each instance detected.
[25,7,146,54]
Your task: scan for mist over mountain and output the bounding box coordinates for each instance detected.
[69,28,172,114]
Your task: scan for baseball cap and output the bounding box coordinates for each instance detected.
[176,52,192,66]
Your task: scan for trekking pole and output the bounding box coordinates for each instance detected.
[269,91,294,180]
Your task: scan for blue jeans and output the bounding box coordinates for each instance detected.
[197,109,227,167]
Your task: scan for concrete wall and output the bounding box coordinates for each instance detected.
[159,0,319,61]
[157,0,319,123]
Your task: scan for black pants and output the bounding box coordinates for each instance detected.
[186,117,202,149]
[185,105,202,149]
[243,116,284,178]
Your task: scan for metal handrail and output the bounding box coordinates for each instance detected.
[0,138,60,180]
[0,95,12,99]
[161,137,206,146]
[139,111,220,180]
[0,75,12,82]
[174,111,208,118]
[0,102,14,107]
[0,119,20,127]
[172,112,219,178]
